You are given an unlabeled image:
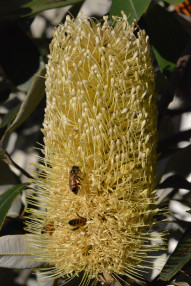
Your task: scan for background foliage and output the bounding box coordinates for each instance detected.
[0,0,191,285]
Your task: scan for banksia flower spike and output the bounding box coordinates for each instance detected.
[26,12,164,285]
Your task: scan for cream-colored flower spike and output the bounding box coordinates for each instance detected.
[26,12,163,286]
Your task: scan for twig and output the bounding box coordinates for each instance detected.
[2,150,33,179]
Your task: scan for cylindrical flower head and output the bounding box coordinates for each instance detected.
[26,13,162,285]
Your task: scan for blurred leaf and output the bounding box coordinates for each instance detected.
[161,145,191,178]
[163,0,185,4]
[6,192,23,219]
[160,229,191,281]
[110,0,151,24]
[0,24,40,85]
[158,175,191,191]
[145,4,189,76]
[36,271,57,286]
[0,104,20,129]
[24,0,85,17]
[17,58,45,92]
[0,160,23,221]
[152,46,176,76]
[170,200,191,222]
[0,234,42,268]
[0,0,85,22]
[1,67,46,145]
[0,149,6,159]
[0,183,28,230]
[158,130,191,153]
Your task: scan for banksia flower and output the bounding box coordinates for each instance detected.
[26,12,163,285]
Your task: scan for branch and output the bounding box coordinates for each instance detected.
[1,150,33,179]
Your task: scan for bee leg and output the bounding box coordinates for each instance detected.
[72,227,80,231]
[76,213,86,220]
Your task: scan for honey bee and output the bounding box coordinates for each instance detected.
[68,215,87,231]
[69,165,81,194]
[41,223,55,235]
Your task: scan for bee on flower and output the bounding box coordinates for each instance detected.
[26,11,165,286]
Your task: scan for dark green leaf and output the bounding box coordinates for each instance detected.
[152,46,176,76]
[109,0,151,24]
[163,0,185,4]
[17,59,45,93]
[1,67,46,144]
[0,184,28,230]
[0,149,6,159]
[0,161,24,220]
[0,0,85,22]
[25,0,85,17]
[145,4,189,76]
[160,230,191,281]
[0,105,20,129]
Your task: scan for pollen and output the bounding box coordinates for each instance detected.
[26,12,163,286]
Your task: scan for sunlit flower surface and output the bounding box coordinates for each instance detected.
[26,12,163,285]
